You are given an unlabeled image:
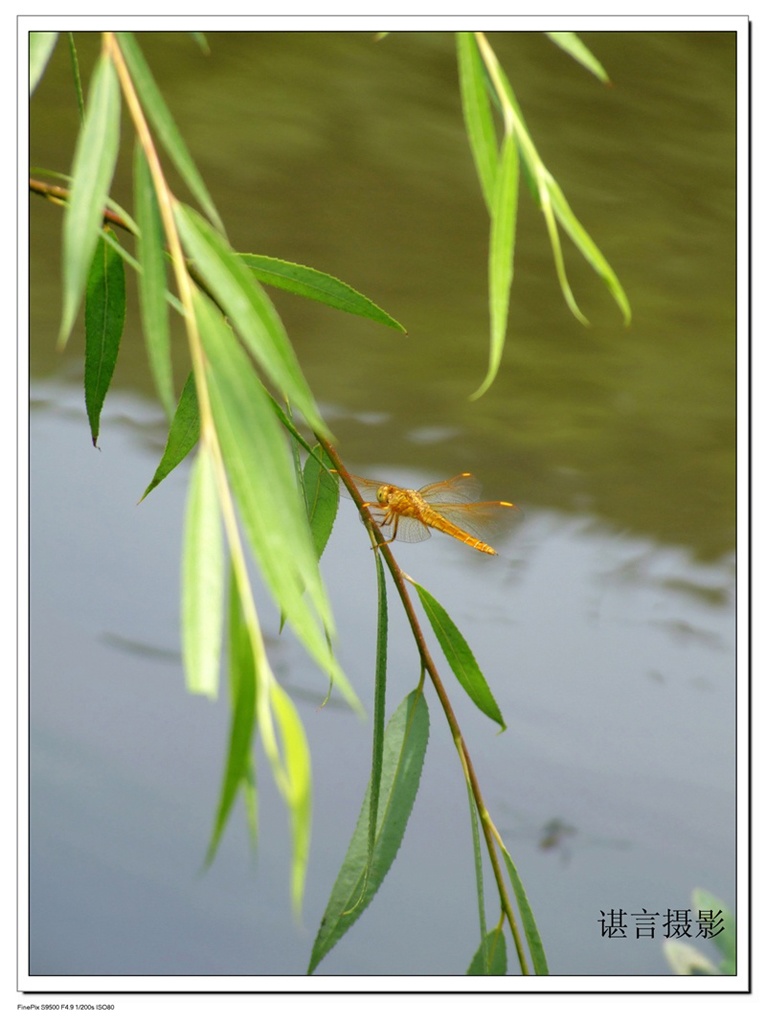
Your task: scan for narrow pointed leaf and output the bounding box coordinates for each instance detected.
[192,289,361,712]
[205,569,258,865]
[468,928,508,975]
[84,229,125,445]
[176,204,328,438]
[539,188,590,327]
[239,255,406,333]
[473,33,536,183]
[29,32,59,95]
[498,843,549,975]
[472,131,519,399]
[413,582,505,730]
[308,690,429,974]
[367,549,388,880]
[457,32,498,212]
[270,683,312,916]
[692,888,736,967]
[67,33,85,122]
[546,32,610,84]
[466,775,489,947]
[473,31,629,333]
[59,53,121,347]
[191,33,210,55]
[301,445,339,559]
[134,145,175,418]
[115,32,224,235]
[181,445,224,698]
[664,941,720,976]
[546,175,632,324]
[141,372,200,500]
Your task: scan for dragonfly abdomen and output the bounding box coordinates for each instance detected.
[421,508,498,555]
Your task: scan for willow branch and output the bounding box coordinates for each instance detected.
[318,436,529,973]
[30,176,132,232]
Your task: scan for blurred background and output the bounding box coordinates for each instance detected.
[29,30,737,977]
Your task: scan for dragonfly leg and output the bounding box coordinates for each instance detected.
[370,538,393,550]
[369,511,397,551]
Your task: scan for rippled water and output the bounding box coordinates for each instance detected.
[28,29,737,979]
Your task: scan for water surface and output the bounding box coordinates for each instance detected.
[29,29,737,979]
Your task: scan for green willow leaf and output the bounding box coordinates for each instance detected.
[539,186,590,327]
[115,32,225,235]
[205,568,258,866]
[134,145,175,418]
[308,690,429,974]
[84,228,125,445]
[692,888,736,968]
[470,31,630,358]
[465,772,492,963]
[181,445,224,699]
[29,32,59,95]
[474,35,536,183]
[141,372,200,501]
[367,548,388,884]
[472,131,519,400]
[239,254,406,333]
[301,445,339,559]
[457,32,498,212]
[270,682,312,916]
[413,581,505,730]
[663,941,720,976]
[176,204,327,438]
[192,289,358,710]
[546,175,632,325]
[468,927,508,975]
[59,53,121,347]
[67,32,85,122]
[190,32,210,55]
[499,843,549,975]
[546,32,610,84]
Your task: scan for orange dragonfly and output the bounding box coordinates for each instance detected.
[342,472,519,556]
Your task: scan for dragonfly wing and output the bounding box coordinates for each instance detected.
[343,474,388,503]
[390,515,431,543]
[418,473,483,504]
[427,500,521,543]
[361,503,431,543]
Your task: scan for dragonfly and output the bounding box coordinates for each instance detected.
[341,472,519,556]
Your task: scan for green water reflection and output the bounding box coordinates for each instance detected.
[30,30,736,563]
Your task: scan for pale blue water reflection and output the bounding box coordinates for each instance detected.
[30,381,734,976]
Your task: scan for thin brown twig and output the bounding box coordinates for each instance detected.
[30,176,133,233]
[31,174,224,316]
[317,435,530,974]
